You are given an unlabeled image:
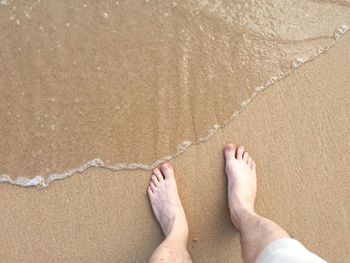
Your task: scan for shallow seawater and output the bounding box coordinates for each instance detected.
[0,0,349,186]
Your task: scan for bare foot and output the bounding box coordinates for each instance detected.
[224,144,257,230]
[147,163,188,244]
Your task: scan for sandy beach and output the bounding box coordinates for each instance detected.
[0,1,349,262]
[0,32,348,263]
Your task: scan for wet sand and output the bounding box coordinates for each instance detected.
[1,0,350,180]
[0,32,349,262]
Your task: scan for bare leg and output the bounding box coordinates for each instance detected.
[148,163,192,263]
[224,144,290,263]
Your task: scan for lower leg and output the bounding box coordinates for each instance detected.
[148,163,192,263]
[149,237,191,262]
[224,144,289,263]
[238,212,289,263]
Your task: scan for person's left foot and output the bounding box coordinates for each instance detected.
[147,163,188,243]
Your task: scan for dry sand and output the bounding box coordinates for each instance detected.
[0,30,349,263]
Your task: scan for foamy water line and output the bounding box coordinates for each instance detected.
[0,25,348,188]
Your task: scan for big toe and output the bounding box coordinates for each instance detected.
[160,163,174,179]
[224,144,237,160]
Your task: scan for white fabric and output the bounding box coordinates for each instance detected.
[257,238,327,263]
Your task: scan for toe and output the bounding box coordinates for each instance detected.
[150,182,157,192]
[243,151,249,163]
[224,144,237,160]
[251,160,256,171]
[153,168,164,181]
[236,146,245,160]
[160,163,174,179]
[151,174,160,186]
[247,156,252,167]
[147,186,154,195]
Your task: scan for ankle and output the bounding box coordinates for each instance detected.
[165,219,189,243]
[231,208,257,230]
[165,232,188,248]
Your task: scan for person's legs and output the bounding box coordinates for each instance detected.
[224,144,290,263]
[147,163,192,263]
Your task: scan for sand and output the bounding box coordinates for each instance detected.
[0,30,349,263]
[1,0,350,262]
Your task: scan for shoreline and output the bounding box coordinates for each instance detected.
[1,24,348,188]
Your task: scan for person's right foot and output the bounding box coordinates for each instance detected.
[224,144,257,230]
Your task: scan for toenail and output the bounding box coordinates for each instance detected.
[226,144,234,150]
